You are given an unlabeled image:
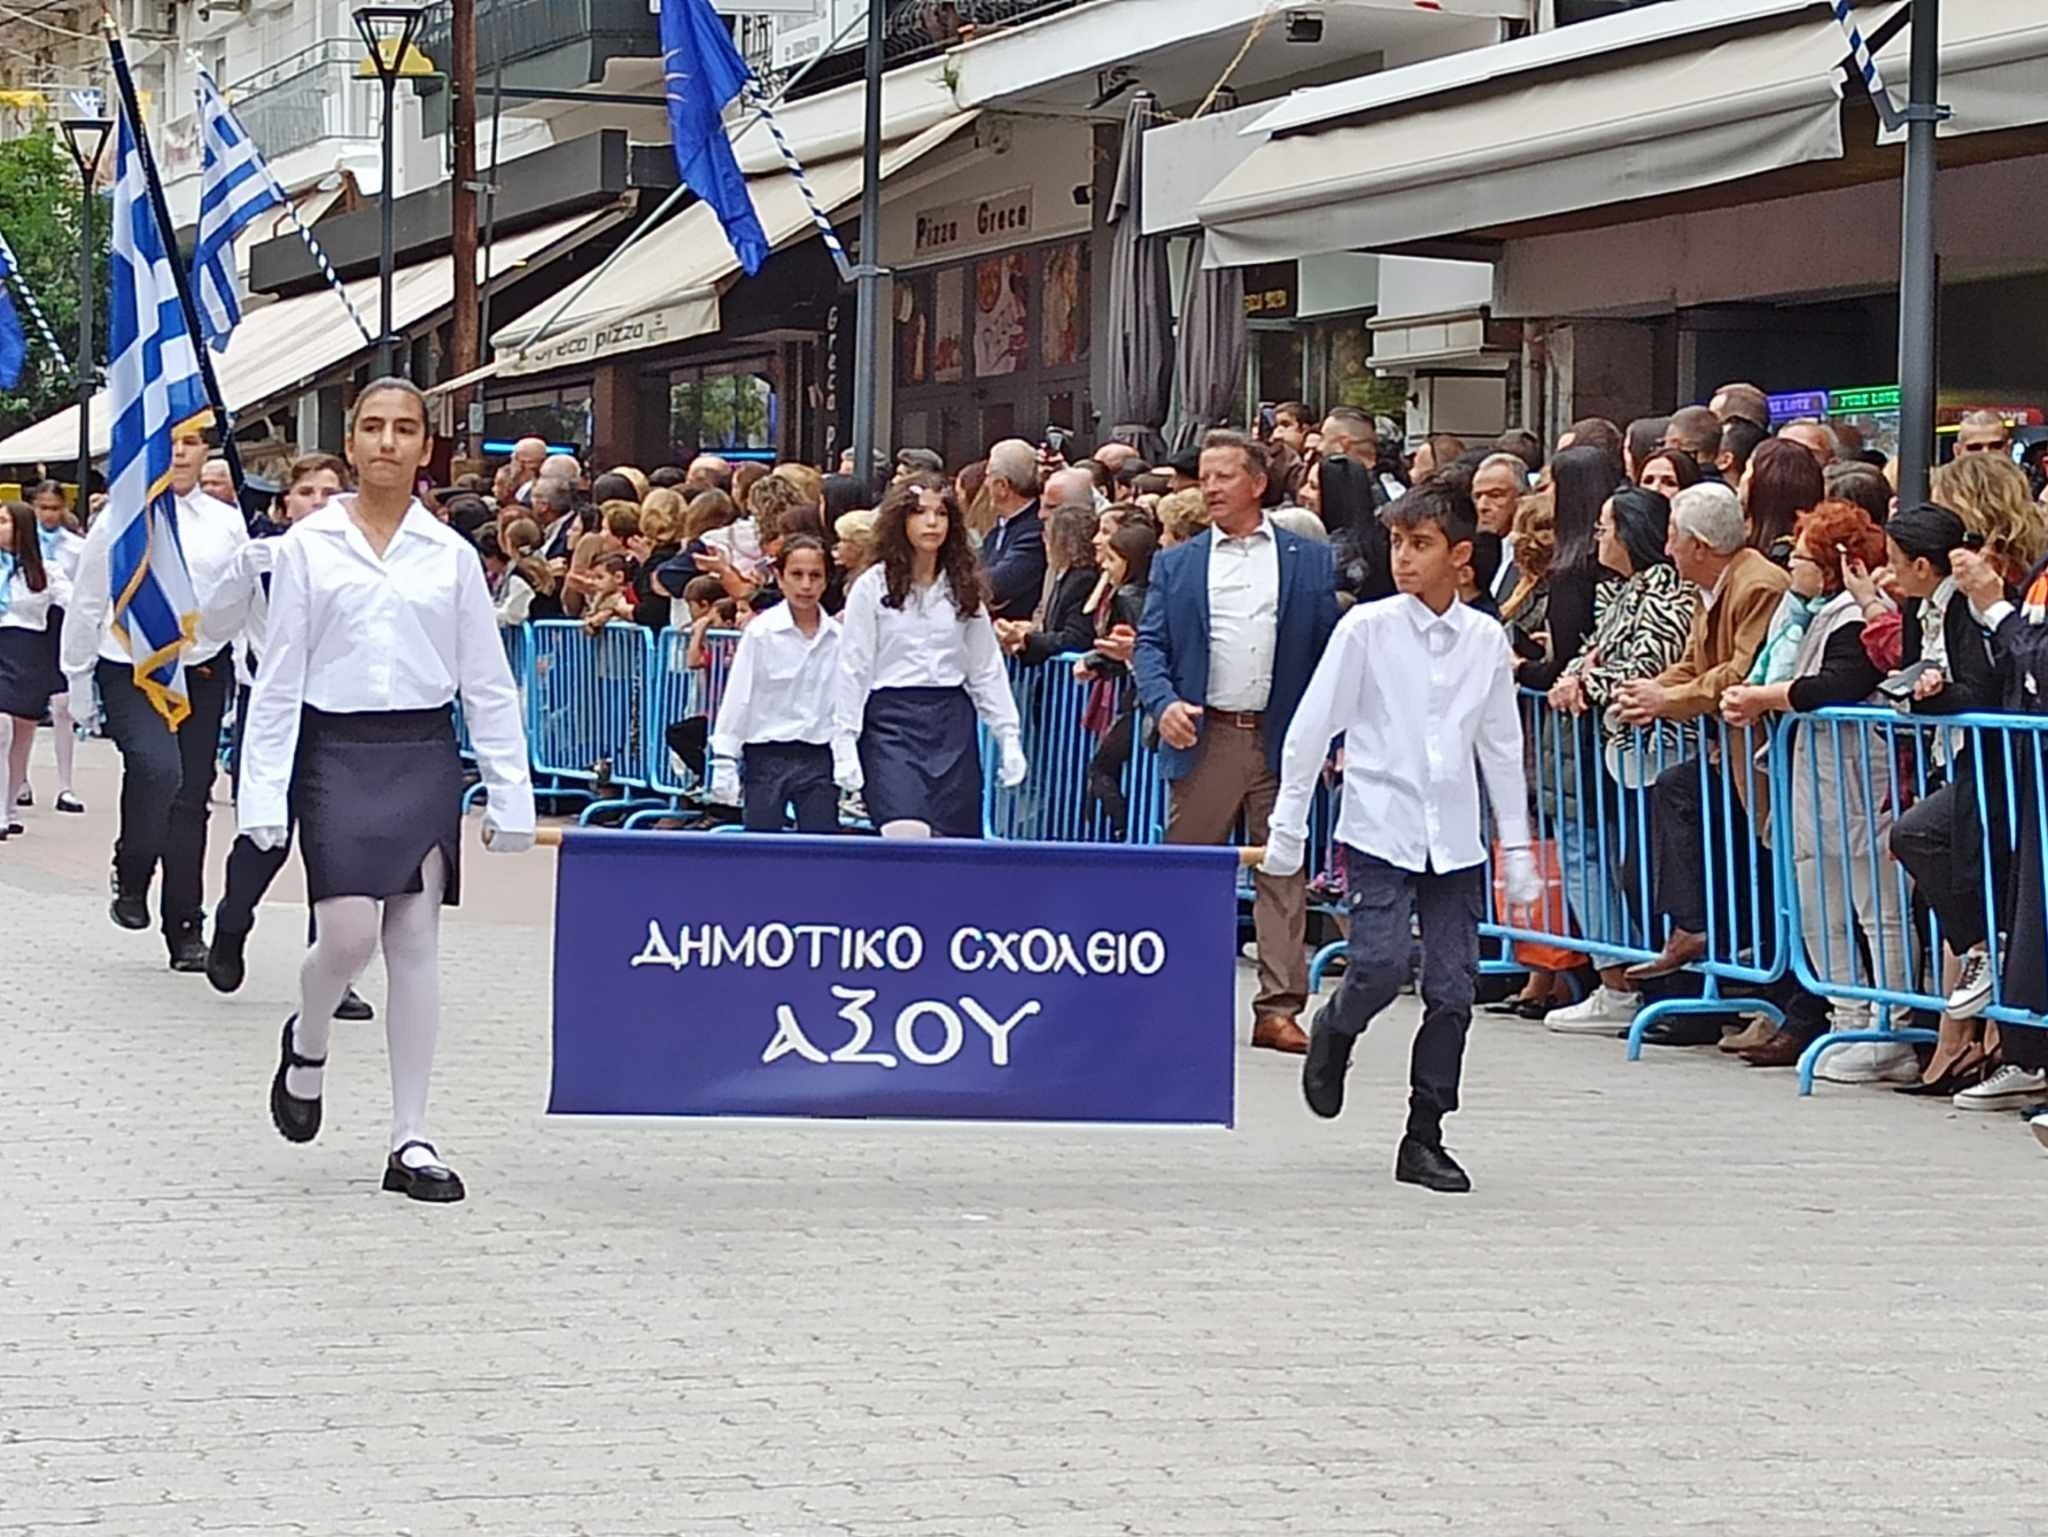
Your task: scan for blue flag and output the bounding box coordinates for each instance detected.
[193,68,287,350]
[0,236,28,391]
[660,0,770,276]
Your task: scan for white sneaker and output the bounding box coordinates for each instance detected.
[2026,1104,2048,1153]
[1946,948,1994,1019]
[1813,1041,1921,1085]
[1545,986,1640,1035]
[1952,1064,2048,1111]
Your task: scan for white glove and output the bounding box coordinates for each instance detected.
[65,678,99,734]
[482,814,535,855]
[1260,825,1306,878]
[1501,846,1543,909]
[832,739,864,794]
[240,539,278,577]
[708,757,742,805]
[244,824,289,852]
[997,734,1027,789]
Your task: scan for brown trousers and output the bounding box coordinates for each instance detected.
[1165,716,1309,1022]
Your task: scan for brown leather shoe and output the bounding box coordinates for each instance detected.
[1739,1029,1806,1068]
[1625,929,1707,982]
[1251,1016,1310,1054]
[1719,1016,1777,1053]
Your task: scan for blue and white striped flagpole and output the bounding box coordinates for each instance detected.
[275,193,377,347]
[744,82,853,284]
[4,265,72,379]
[1829,0,1901,131]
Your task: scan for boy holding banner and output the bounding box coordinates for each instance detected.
[1263,479,1541,1193]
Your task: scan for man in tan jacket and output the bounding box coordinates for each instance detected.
[1613,483,1789,991]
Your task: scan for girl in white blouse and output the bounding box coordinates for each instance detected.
[243,378,535,1204]
[832,475,1025,838]
[0,500,71,837]
[19,481,85,815]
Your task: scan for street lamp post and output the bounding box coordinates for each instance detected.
[353,5,425,379]
[58,114,111,506]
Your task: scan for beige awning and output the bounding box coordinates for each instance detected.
[0,205,625,465]
[1195,14,1855,267]
[485,113,980,379]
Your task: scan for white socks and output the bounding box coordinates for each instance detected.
[50,695,75,794]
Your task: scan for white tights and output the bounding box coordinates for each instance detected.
[48,694,75,794]
[287,850,446,1161]
[0,702,75,806]
[0,715,31,809]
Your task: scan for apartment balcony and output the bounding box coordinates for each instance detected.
[229,40,385,165]
[415,0,661,134]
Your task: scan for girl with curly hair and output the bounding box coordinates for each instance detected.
[831,474,1025,836]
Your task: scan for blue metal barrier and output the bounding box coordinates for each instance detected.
[628,626,740,826]
[521,620,662,824]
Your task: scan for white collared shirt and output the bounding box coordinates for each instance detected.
[1273,593,1531,874]
[236,498,534,837]
[195,534,280,679]
[0,555,69,631]
[1205,516,1281,711]
[61,489,247,673]
[831,563,1021,749]
[711,602,842,756]
[39,525,84,583]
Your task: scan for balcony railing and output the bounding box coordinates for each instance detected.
[226,39,383,164]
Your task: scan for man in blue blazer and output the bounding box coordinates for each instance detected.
[1136,430,1339,1053]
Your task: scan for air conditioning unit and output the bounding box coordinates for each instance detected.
[123,0,180,40]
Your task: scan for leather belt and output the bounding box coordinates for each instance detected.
[1211,710,1265,730]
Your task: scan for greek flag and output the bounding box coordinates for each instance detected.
[193,67,284,350]
[106,111,210,727]
[0,232,26,390]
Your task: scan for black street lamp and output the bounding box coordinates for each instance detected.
[353,5,425,379]
[58,113,111,505]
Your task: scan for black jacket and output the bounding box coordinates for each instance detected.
[1018,565,1100,665]
[1902,586,2004,717]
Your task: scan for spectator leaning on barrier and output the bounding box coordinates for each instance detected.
[1717,500,1915,1079]
[1616,482,1790,995]
[1542,485,1699,1035]
[1513,443,1620,697]
[1075,518,1161,840]
[1135,430,1338,1056]
[980,439,1048,623]
[999,491,1098,666]
[1933,452,2045,589]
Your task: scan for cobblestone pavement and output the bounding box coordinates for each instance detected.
[4,739,2045,1537]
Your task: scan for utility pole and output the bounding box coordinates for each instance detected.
[1893,0,1944,509]
[849,0,887,488]
[449,0,480,460]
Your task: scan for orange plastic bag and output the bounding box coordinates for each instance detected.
[1493,839,1579,972]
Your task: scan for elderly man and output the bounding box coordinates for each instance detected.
[1778,419,1837,468]
[980,438,1048,622]
[1320,406,1404,504]
[686,453,733,493]
[541,451,583,488]
[996,467,1097,660]
[530,477,581,562]
[1955,409,2012,457]
[1708,382,1770,430]
[1615,484,1790,1036]
[200,457,236,504]
[1135,431,1339,1053]
[509,436,549,502]
[1094,441,1141,476]
[1471,452,1527,600]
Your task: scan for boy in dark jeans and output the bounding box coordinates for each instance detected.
[1263,480,1540,1192]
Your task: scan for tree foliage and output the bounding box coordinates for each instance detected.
[0,126,109,437]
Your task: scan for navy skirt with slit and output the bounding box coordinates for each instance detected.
[292,706,464,905]
[0,624,56,720]
[858,685,982,839]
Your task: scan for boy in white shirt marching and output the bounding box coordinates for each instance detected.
[1263,479,1541,1193]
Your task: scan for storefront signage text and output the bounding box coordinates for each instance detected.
[914,188,1034,259]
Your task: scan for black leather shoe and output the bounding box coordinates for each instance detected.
[1395,1134,1471,1193]
[206,927,248,994]
[167,924,208,972]
[54,792,84,814]
[269,1016,324,1144]
[334,988,375,1022]
[382,1141,466,1203]
[1302,1012,1356,1120]
[109,870,150,931]
[1638,1018,1724,1048]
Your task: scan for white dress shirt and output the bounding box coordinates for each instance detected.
[237,499,535,837]
[710,602,841,758]
[1205,517,1281,712]
[39,525,84,584]
[195,535,280,680]
[1273,593,1530,874]
[0,556,70,631]
[61,489,247,675]
[831,563,1021,749]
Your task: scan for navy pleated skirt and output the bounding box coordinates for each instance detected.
[292,706,464,905]
[0,625,56,719]
[857,685,983,839]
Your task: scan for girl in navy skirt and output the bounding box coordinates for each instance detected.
[0,501,69,838]
[832,474,1025,837]
[241,378,535,1203]
[710,535,842,831]
[20,482,85,814]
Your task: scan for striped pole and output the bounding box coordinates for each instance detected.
[276,193,377,347]
[744,82,853,283]
[1829,0,1900,130]
[5,265,72,378]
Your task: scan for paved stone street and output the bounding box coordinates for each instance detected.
[3,738,2045,1537]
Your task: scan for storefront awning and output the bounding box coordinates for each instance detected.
[483,113,979,380]
[0,206,624,465]
[1195,12,1855,268]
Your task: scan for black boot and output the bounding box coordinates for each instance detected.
[166,921,208,972]
[1301,1010,1357,1120]
[206,926,248,993]
[1395,1134,1471,1194]
[109,867,150,931]
[269,1017,324,1144]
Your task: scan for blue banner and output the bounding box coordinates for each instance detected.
[549,831,1240,1125]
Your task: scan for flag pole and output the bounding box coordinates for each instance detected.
[104,23,246,500]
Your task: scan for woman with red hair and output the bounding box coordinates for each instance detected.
[1717,500,1915,1078]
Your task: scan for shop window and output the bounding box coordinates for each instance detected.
[670,369,775,460]
[485,387,591,453]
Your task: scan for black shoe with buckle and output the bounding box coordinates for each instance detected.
[206,926,248,993]
[54,792,84,814]
[334,988,375,1022]
[383,1141,465,1203]
[166,923,208,972]
[269,1017,324,1144]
